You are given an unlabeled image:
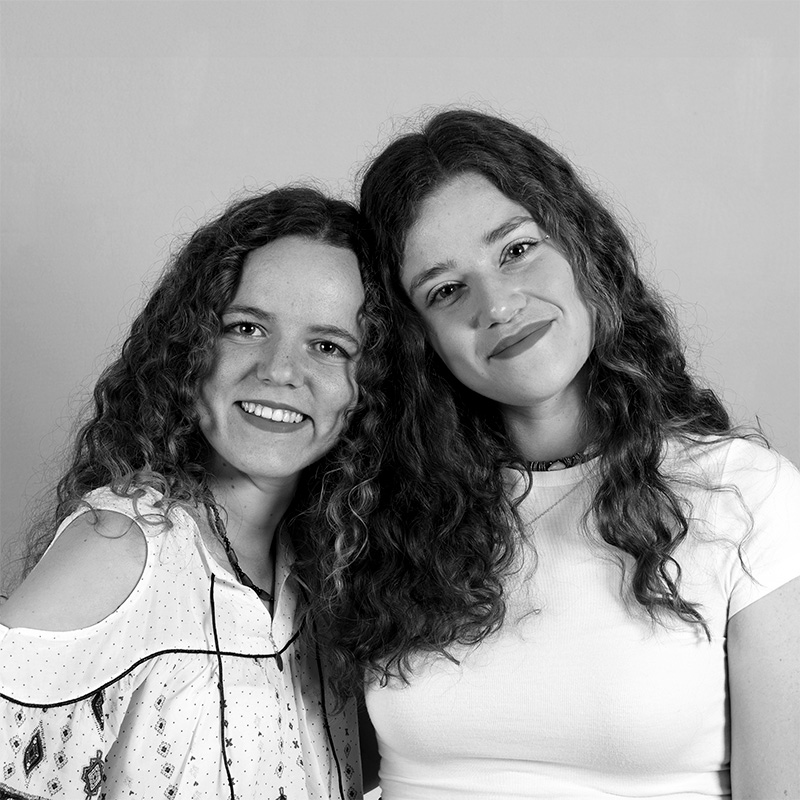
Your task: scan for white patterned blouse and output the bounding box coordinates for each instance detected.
[0,487,361,800]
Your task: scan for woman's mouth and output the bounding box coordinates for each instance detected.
[238,401,306,424]
[489,320,554,360]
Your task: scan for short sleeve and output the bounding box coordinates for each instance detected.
[725,441,800,618]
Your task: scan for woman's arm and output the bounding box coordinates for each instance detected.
[728,575,800,800]
[0,510,146,631]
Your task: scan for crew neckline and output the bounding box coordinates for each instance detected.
[504,455,601,488]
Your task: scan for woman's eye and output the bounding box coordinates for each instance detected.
[502,239,540,263]
[314,341,350,360]
[428,283,462,307]
[223,321,265,338]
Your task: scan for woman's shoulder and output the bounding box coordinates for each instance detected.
[665,434,800,541]
[668,436,800,607]
[0,504,147,632]
[665,434,797,488]
[0,487,213,706]
[0,486,197,632]
[0,486,169,628]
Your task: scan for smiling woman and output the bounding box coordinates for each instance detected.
[198,236,364,493]
[0,187,378,799]
[300,109,800,800]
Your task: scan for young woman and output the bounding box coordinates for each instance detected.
[0,187,379,799]
[302,111,800,799]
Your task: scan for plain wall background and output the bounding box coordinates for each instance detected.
[2,0,798,603]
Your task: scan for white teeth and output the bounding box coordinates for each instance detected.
[240,402,305,424]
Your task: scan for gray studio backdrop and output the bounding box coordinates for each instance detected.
[2,1,798,595]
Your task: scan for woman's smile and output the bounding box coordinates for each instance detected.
[488,318,555,360]
[237,401,309,429]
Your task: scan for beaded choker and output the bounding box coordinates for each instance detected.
[207,504,274,604]
[527,451,591,472]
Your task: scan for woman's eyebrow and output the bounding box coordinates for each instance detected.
[308,324,360,349]
[408,261,456,297]
[222,304,274,322]
[482,215,535,246]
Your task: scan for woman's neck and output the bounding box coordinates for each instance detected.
[206,465,299,588]
[502,388,590,463]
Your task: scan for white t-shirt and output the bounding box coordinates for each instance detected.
[366,438,800,799]
[0,486,360,800]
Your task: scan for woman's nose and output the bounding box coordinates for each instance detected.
[473,278,526,328]
[255,338,301,386]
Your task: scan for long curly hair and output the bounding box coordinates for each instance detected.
[22,186,379,578]
[300,109,738,700]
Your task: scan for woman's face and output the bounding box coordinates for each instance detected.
[197,235,364,489]
[401,172,594,415]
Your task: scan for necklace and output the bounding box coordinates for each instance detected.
[527,450,590,472]
[207,504,274,604]
[527,479,585,525]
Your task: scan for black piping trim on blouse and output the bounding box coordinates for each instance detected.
[315,637,346,800]
[0,574,301,710]
[210,574,236,800]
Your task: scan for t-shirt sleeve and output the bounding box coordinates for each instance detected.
[724,441,800,618]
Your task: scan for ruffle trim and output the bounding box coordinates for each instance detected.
[0,575,301,708]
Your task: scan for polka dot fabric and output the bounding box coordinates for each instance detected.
[0,487,361,799]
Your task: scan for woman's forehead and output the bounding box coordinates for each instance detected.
[403,176,537,263]
[234,236,364,327]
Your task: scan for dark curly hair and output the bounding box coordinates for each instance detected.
[22,186,381,578]
[299,109,740,701]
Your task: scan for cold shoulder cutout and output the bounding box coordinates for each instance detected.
[0,509,147,632]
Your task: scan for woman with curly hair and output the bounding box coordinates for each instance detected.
[0,187,378,799]
[301,110,800,799]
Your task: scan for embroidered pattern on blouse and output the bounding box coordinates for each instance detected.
[89,692,103,733]
[22,728,44,776]
[79,751,104,797]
